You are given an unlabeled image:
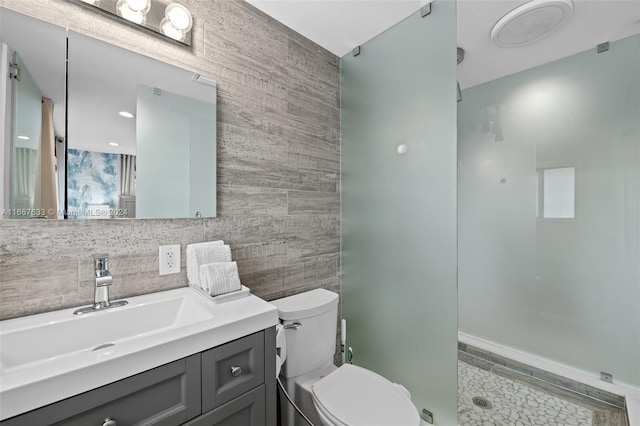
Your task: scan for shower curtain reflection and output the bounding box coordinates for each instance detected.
[119,154,136,197]
[34,97,58,218]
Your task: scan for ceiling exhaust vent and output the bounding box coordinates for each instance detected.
[491,0,573,47]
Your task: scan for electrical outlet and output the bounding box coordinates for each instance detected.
[159,244,181,275]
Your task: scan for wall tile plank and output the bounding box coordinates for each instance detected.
[285,215,340,262]
[218,157,338,193]
[218,185,288,216]
[288,191,340,215]
[0,259,80,319]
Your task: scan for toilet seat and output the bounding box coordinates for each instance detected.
[311,364,420,426]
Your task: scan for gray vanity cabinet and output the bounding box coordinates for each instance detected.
[0,355,201,426]
[0,328,276,426]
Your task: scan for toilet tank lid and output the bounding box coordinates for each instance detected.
[270,289,339,320]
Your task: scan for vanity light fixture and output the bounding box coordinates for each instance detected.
[108,142,121,146]
[119,111,135,118]
[17,135,30,140]
[69,0,193,45]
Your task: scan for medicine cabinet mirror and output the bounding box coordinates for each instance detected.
[0,7,217,220]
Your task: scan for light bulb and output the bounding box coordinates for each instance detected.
[165,3,193,32]
[124,0,150,13]
[116,0,147,25]
[160,18,185,41]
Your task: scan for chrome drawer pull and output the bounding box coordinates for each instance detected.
[103,418,117,426]
[230,365,242,377]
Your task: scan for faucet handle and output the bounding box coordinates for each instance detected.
[94,254,109,271]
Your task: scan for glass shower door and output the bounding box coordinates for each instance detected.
[341,2,458,424]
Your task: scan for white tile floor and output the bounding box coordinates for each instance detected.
[458,361,594,426]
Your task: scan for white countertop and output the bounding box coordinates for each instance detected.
[0,287,278,420]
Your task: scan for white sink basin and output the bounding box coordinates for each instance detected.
[1,293,213,371]
[0,287,278,420]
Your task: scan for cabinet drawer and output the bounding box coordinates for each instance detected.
[1,355,201,426]
[184,385,265,426]
[202,331,265,411]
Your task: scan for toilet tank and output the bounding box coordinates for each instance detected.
[270,289,339,379]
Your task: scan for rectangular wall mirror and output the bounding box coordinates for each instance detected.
[0,7,217,220]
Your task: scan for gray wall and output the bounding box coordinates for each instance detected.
[0,0,340,320]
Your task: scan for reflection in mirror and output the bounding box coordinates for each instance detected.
[67,31,217,219]
[0,8,67,219]
[136,85,217,218]
[0,7,217,220]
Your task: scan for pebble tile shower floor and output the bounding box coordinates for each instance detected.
[458,361,628,426]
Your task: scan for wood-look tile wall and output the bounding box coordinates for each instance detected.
[0,0,340,320]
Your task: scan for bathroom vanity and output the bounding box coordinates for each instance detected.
[0,288,278,426]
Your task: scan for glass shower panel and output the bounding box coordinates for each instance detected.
[341,2,458,424]
[458,34,640,387]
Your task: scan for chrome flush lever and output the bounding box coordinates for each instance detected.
[284,321,302,330]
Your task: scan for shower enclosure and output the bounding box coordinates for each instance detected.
[458,34,640,389]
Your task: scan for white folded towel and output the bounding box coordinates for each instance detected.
[188,240,224,250]
[199,262,242,297]
[186,241,230,290]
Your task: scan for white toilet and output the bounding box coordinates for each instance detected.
[271,288,420,426]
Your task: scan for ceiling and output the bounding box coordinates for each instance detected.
[246,0,429,57]
[246,0,640,89]
[457,0,640,89]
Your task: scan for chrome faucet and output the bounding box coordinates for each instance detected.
[73,254,128,315]
[94,254,113,308]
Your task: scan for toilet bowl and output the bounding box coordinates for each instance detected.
[271,289,420,426]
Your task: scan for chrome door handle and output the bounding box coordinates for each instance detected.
[230,365,242,377]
